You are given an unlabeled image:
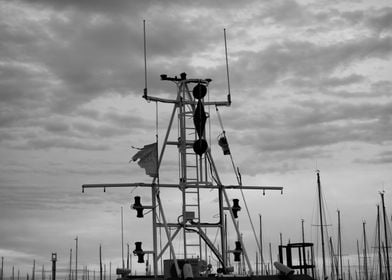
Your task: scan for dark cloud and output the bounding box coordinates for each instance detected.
[284,74,365,89]
[1,0,392,275]
[44,119,71,133]
[215,98,392,175]
[365,7,392,34]
[231,100,392,148]
[229,36,392,93]
[18,0,151,15]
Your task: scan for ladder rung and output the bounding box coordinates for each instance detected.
[166,141,179,145]
[185,204,199,207]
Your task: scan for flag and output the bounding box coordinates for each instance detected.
[131,142,158,177]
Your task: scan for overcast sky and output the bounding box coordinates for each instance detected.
[1,0,392,278]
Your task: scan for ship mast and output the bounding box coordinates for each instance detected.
[380,191,391,280]
[317,170,327,280]
[377,204,383,280]
[82,25,284,278]
[82,74,283,277]
[337,209,343,280]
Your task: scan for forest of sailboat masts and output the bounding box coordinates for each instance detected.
[1,188,392,280]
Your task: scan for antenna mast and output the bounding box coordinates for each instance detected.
[224,29,231,104]
[82,27,284,278]
[317,170,327,280]
[143,20,148,98]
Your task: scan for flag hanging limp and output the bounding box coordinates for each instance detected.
[131,142,158,178]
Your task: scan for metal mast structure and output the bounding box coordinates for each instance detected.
[82,73,283,277]
[83,19,283,280]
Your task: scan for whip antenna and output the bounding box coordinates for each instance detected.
[224,28,231,105]
[143,20,148,98]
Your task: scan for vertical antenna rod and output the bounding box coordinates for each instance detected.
[143,20,148,98]
[224,29,231,104]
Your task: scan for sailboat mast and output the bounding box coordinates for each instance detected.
[121,207,124,270]
[269,243,273,275]
[380,191,391,280]
[259,214,264,275]
[0,257,3,280]
[75,237,78,280]
[317,171,327,280]
[356,240,361,280]
[377,204,383,280]
[337,209,343,280]
[99,244,103,280]
[363,222,368,280]
[69,249,72,280]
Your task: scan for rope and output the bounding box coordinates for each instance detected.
[214,106,262,256]
[215,106,241,185]
[239,187,262,255]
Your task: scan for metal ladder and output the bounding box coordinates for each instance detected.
[180,85,203,260]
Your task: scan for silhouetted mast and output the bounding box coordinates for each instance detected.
[380,191,391,280]
[99,245,103,280]
[51,254,57,280]
[377,204,383,280]
[82,24,284,278]
[259,214,264,275]
[363,221,368,280]
[317,170,327,280]
[75,237,78,280]
[357,240,361,280]
[121,207,125,270]
[337,209,343,280]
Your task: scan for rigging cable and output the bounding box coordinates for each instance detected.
[215,106,241,185]
[215,106,262,255]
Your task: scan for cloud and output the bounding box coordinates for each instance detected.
[365,7,392,34]
[355,150,392,165]
[1,0,392,275]
[230,36,392,92]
